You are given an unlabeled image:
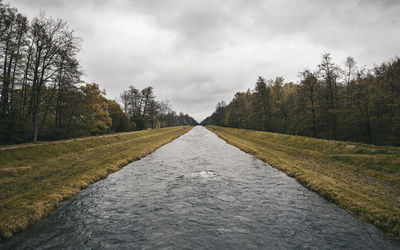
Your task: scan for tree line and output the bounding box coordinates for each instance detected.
[0,1,196,144]
[202,54,400,146]
[120,85,198,130]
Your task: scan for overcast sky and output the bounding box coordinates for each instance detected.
[10,0,400,122]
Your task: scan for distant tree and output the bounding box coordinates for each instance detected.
[253,77,271,131]
[148,99,160,129]
[140,86,154,118]
[299,70,318,137]
[158,99,171,127]
[118,86,197,130]
[107,100,134,132]
[127,85,142,117]
[375,57,400,93]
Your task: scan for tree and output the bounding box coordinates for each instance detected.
[108,100,134,132]
[148,99,160,129]
[29,15,78,142]
[299,70,318,137]
[318,53,340,139]
[0,9,28,119]
[253,77,271,131]
[140,86,154,118]
[79,83,112,135]
[158,99,171,127]
[375,57,400,93]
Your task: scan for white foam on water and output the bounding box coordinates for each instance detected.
[188,170,217,179]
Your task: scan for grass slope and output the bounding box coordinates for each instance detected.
[207,125,400,239]
[0,126,192,239]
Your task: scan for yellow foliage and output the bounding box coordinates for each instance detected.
[80,83,112,135]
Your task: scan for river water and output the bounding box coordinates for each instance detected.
[3,126,399,249]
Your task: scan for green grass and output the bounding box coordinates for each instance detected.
[207,125,400,239]
[0,126,192,240]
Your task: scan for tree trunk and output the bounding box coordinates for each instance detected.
[365,105,372,144]
[1,40,10,118]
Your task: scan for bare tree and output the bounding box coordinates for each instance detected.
[29,14,76,142]
[319,53,340,139]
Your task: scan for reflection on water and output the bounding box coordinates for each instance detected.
[3,126,399,249]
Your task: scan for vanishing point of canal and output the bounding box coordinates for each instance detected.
[3,126,399,249]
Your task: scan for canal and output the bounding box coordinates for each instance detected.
[3,126,399,249]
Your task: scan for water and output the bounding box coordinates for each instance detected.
[2,126,399,249]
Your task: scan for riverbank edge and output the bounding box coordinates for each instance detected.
[206,126,400,240]
[0,126,192,241]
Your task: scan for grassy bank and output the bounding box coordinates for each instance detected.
[207,126,400,239]
[0,126,192,239]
